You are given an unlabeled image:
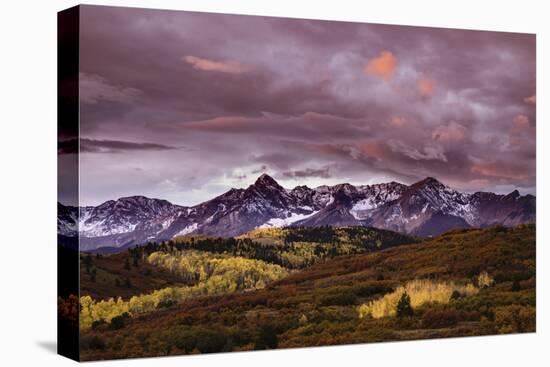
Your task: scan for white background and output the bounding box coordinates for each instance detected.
[0,0,547,365]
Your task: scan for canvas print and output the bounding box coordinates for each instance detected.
[58,5,536,361]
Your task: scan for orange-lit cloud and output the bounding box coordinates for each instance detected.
[183,55,249,74]
[513,114,530,129]
[470,162,529,180]
[509,114,533,144]
[388,116,409,127]
[444,178,491,192]
[432,121,467,142]
[524,94,536,105]
[364,51,397,80]
[417,78,435,97]
[356,141,390,160]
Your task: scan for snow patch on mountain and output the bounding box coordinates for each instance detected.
[350,198,377,219]
[175,223,198,236]
[258,210,320,229]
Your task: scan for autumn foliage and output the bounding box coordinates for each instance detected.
[76,224,535,360]
[80,251,288,329]
[358,278,481,319]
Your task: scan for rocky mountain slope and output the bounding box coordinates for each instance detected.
[58,174,535,250]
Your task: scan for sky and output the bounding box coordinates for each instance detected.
[59,5,536,206]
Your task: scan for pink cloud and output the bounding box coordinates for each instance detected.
[417,78,435,97]
[387,116,409,127]
[432,121,467,142]
[364,51,397,80]
[183,55,249,74]
[470,162,530,180]
[524,94,536,105]
[444,178,491,192]
[508,114,534,148]
[355,141,390,160]
[513,114,530,129]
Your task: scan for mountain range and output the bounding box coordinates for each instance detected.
[58,174,535,251]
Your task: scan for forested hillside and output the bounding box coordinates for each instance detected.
[80,226,417,300]
[78,224,535,360]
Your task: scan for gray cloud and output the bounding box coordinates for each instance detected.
[59,138,177,154]
[283,167,331,179]
[251,165,268,174]
[80,72,142,104]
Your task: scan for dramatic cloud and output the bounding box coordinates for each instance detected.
[68,5,536,206]
[364,51,397,80]
[182,55,249,74]
[417,78,435,97]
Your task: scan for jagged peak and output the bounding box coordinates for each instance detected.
[333,182,353,189]
[420,176,441,184]
[370,181,408,190]
[254,173,281,188]
[291,184,311,191]
[388,181,406,187]
[412,176,445,189]
[332,183,357,195]
[114,195,172,206]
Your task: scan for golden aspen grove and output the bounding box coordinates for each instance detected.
[80,251,288,329]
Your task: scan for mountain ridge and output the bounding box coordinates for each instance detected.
[58,174,535,250]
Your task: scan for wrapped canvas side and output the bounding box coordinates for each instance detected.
[57,5,80,362]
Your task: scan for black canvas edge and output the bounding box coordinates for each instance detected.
[57,5,80,362]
